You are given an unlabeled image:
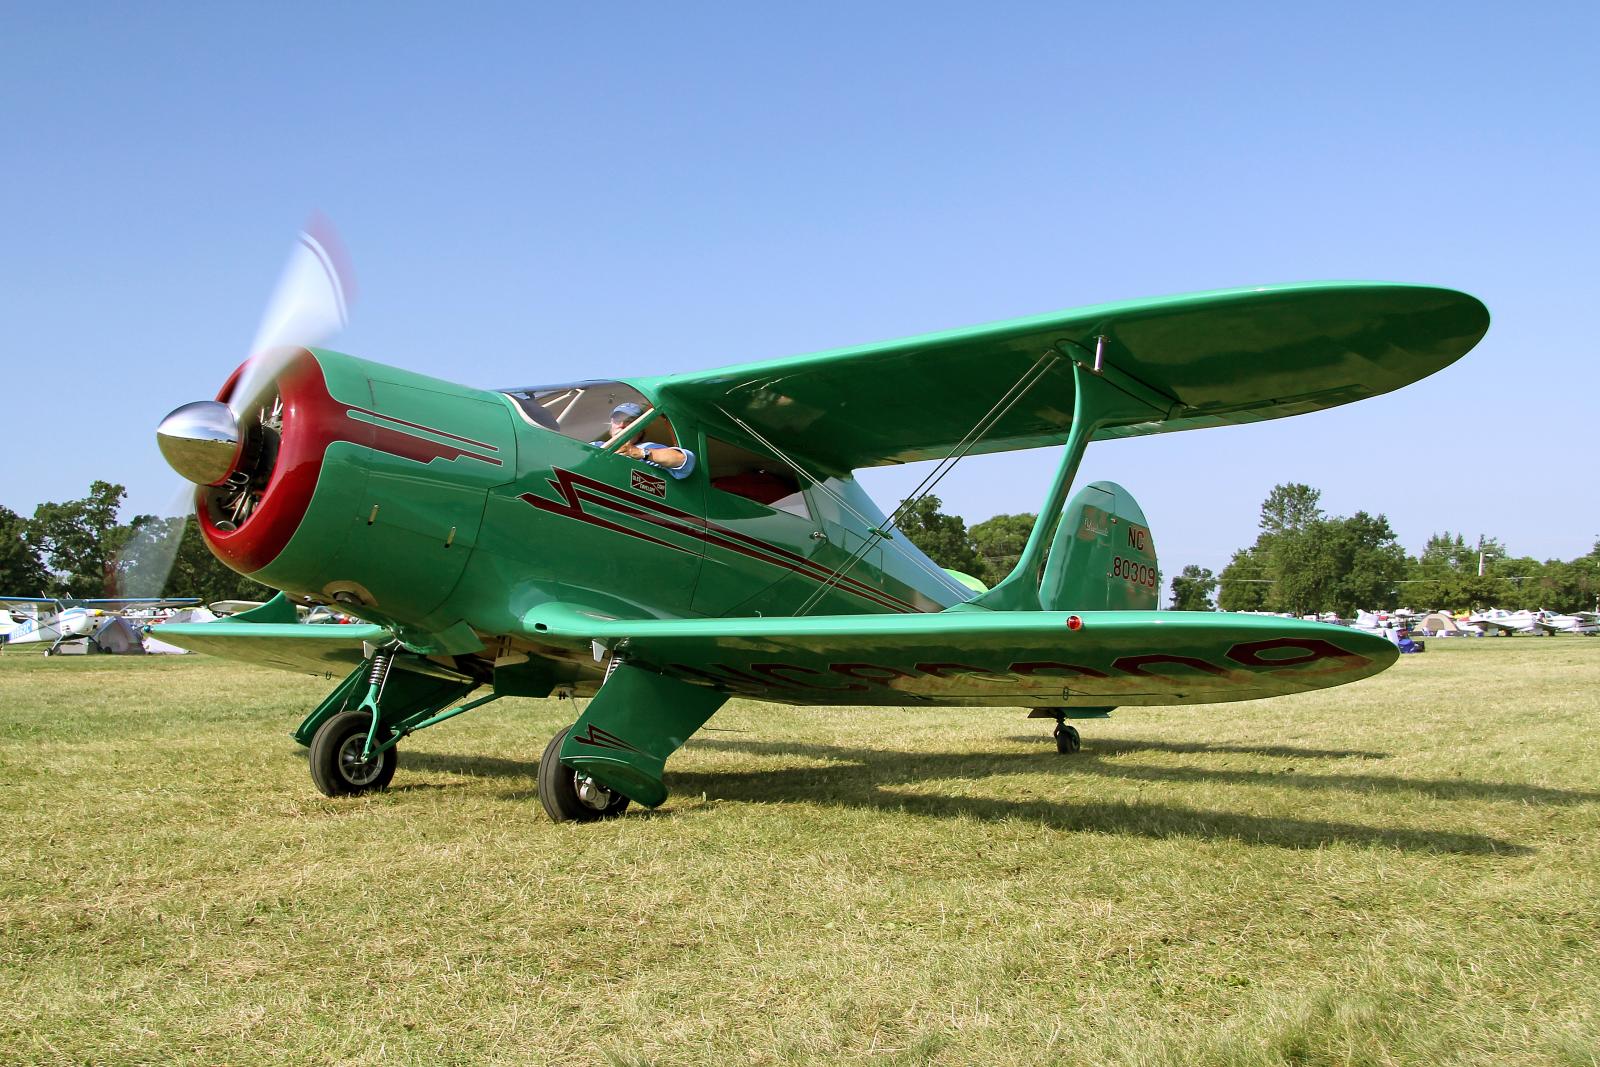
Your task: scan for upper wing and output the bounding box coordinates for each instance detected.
[525,604,1398,707]
[147,620,389,675]
[645,282,1488,471]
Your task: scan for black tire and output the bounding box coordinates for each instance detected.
[1054,722,1081,754]
[538,725,631,822]
[309,710,398,797]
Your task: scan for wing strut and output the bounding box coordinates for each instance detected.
[964,341,1174,612]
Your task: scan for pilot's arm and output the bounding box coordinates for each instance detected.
[620,443,697,479]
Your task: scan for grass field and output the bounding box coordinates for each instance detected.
[2,639,1598,1066]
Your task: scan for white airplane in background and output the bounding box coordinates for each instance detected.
[1541,610,1600,635]
[1465,609,1563,636]
[0,597,199,654]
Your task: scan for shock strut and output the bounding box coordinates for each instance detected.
[359,651,395,711]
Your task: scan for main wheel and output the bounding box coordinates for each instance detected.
[309,710,398,797]
[538,725,631,822]
[1054,722,1081,754]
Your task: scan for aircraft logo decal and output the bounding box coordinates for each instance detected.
[630,469,668,498]
[522,468,920,613]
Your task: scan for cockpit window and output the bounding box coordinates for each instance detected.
[706,436,811,518]
[501,381,652,443]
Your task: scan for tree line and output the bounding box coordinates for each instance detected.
[1202,483,1600,615]
[895,485,1600,615]
[0,481,270,604]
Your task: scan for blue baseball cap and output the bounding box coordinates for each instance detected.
[611,402,645,422]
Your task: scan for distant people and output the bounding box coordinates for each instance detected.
[595,402,696,479]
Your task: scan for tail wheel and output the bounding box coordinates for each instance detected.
[309,710,398,796]
[1054,722,1081,754]
[538,725,631,822]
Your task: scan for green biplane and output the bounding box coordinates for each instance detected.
[152,233,1489,821]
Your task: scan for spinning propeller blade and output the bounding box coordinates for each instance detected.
[229,215,355,418]
[144,216,357,596]
[109,487,195,598]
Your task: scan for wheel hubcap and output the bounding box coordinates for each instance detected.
[573,772,614,811]
[336,734,384,786]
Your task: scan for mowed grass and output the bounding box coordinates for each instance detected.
[2,640,1598,1066]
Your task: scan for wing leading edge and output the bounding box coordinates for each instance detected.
[644,282,1489,472]
[524,604,1399,708]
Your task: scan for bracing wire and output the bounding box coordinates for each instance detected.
[715,348,1063,616]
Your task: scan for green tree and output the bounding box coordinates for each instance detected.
[1218,547,1271,611]
[1269,520,1338,616]
[30,481,127,597]
[894,495,983,576]
[1169,564,1217,611]
[1220,486,1412,616]
[1405,532,1516,611]
[1259,482,1323,535]
[0,506,49,594]
[1326,511,1408,616]
[968,512,1036,586]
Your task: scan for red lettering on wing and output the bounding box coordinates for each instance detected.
[1112,654,1227,677]
[1226,638,1369,669]
[829,663,915,687]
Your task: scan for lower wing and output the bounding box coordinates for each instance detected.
[147,621,390,676]
[524,605,1398,707]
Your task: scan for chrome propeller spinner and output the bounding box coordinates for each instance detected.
[155,400,242,486]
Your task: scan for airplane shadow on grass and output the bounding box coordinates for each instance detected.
[392,734,1600,856]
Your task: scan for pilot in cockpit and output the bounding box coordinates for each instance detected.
[594,402,697,479]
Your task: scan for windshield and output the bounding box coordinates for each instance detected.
[501,381,652,443]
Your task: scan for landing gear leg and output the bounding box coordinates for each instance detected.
[295,649,481,798]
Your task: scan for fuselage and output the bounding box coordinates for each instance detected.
[192,349,970,678]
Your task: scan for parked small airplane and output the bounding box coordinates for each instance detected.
[1,597,200,653]
[1546,611,1600,635]
[1464,609,1563,636]
[149,227,1490,821]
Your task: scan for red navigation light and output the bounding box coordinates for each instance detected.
[1066,615,1083,631]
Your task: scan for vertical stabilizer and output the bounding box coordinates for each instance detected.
[1038,481,1158,612]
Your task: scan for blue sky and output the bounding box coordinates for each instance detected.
[3,3,1596,593]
